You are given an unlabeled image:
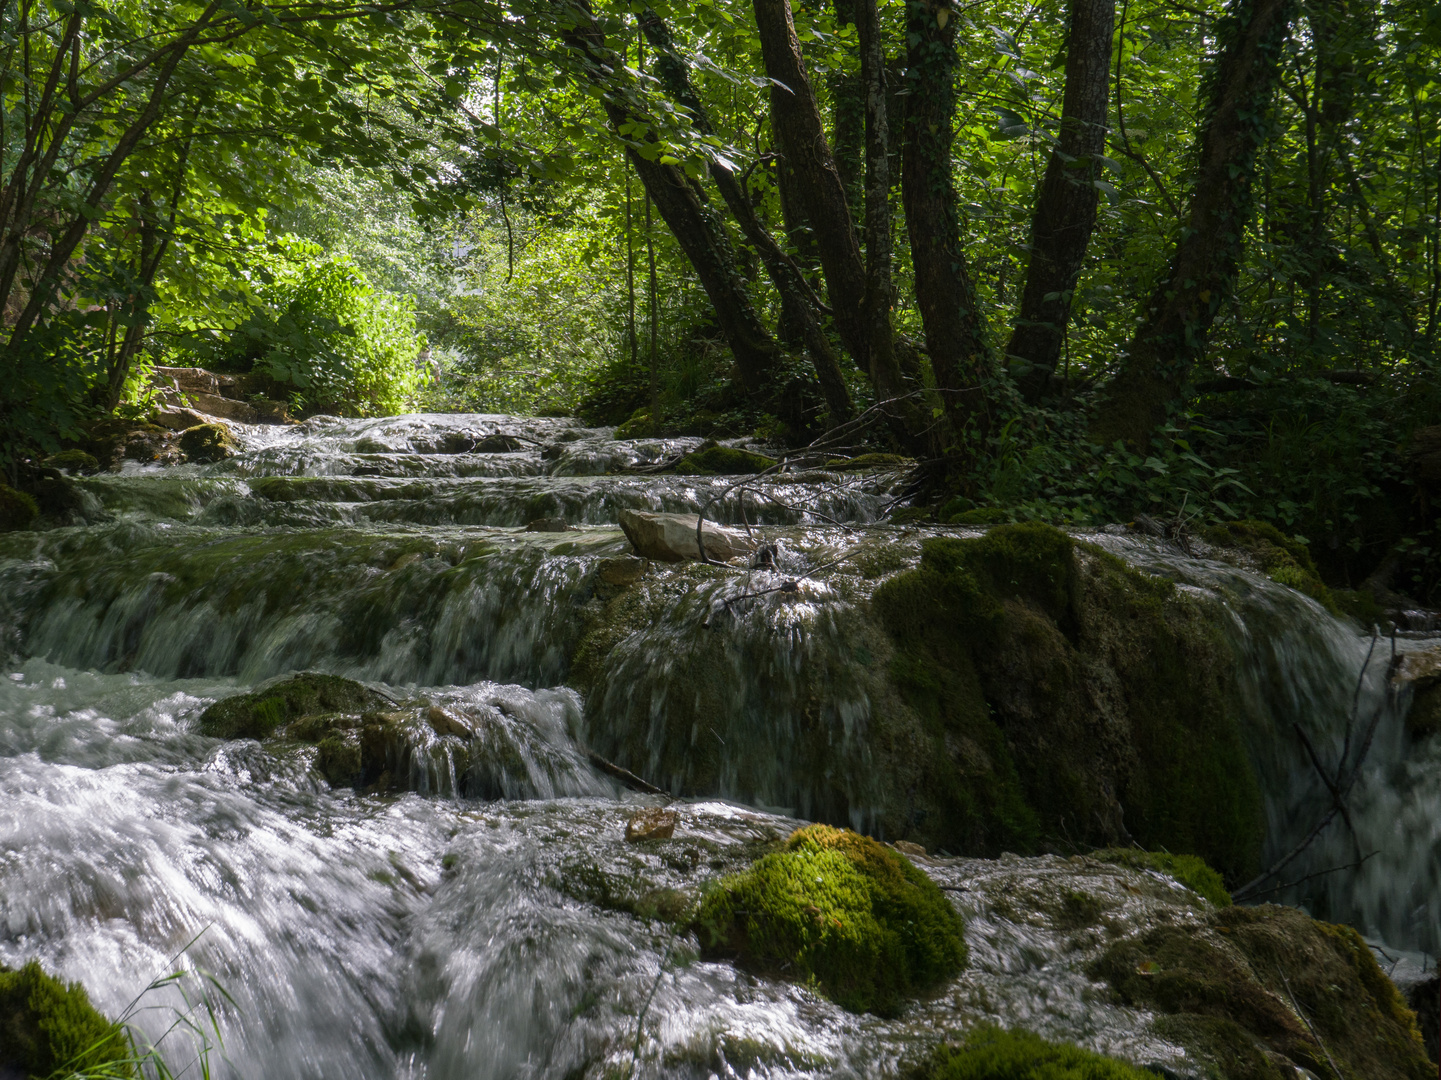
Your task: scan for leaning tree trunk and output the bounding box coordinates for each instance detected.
[1090,0,1296,447]
[901,0,994,463]
[639,9,853,422]
[828,0,864,234]
[563,3,780,398]
[1006,0,1114,403]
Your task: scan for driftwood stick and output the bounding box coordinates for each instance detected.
[586,751,668,796]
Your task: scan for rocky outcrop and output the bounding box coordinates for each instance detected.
[616,508,756,562]
[149,365,292,425]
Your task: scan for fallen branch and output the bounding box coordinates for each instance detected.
[586,751,668,796]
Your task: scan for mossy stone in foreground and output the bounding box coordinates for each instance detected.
[1091,904,1431,1080]
[913,1025,1156,1079]
[178,422,238,463]
[0,484,39,531]
[672,445,777,475]
[694,824,966,1016]
[1092,848,1231,907]
[0,961,132,1078]
[197,673,389,740]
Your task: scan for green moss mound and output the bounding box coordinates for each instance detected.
[913,1025,1157,1079]
[197,673,389,739]
[1091,904,1431,1080]
[178,422,238,463]
[693,824,967,1016]
[43,449,101,475]
[0,484,39,531]
[824,453,913,472]
[0,961,132,1078]
[672,445,777,475]
[1092,848,1231,907]
[1202,520,1337,614]
[871,523,1262,881]
[948,507,1010,525]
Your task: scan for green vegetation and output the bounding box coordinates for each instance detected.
[912,1026,1158,1080]
[694,824,967,1016]
[1091,849,1232,908]
[197,673,389,740]
[1092,905,1432,1080]
[0,962,132,1079]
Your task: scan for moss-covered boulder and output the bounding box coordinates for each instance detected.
[1091,848,1231,907]
[693,824,966,1016]
[0,961,132,1078]
[179,422,238,463]
[872,523,1263,883]
[42,449,101,475]
[823,453,914,472]
[1091,904,1432,1080]
[672,444,777,475]
[911,1026,1158,1080]
[197,673,389,740]
[0,484,38,531]
[1202,520,1338,614]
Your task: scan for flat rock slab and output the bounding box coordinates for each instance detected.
[617,509,755,563]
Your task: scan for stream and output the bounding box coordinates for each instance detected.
[1,413,1436,1079]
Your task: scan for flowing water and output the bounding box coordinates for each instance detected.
[1,413,1437,1078]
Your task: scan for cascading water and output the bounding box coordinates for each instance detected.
[1,412,1435,1078]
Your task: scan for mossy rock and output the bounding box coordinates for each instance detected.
[889,506,935,525]
[947,507,1010,525]
[1202,520,1338,614]
[871,523,1263,881]
[693,824,966,1016]
[179,422,238,463]
[823,453,914,472]
[671,445,777,475]
[43,449,101,475]
[0,961,132,1078]
[0,484,38,532]
[1407,683,1441,740]
[1333,587,1389,628]
[911,1025,1157,1079]
[1091,848,1231,907]
[197,673,389,740]
[1091,904,1432,1080]
[614,410,654,440]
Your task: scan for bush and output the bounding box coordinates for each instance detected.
[694,824,967,1016]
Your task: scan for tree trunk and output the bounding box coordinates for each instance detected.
[1006,0,1114,402]
[828,0,864,233]
[640,9,853,421]
[901,0,994,460]
[1091,0,1296,447]
[564,4,780,398]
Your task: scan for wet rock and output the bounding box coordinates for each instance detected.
[33,473,86,519]
[823,453,914,472]
[477,433,524,453]
[0,484,38,531]
[672,444,777,475]
[892,840,927,858]
[426,705,473,739]
[597,556,647,588]
[694,824,966,1016]
[617,508,756,563]
[41,449,100,475]
[179,422,238,463]
[1200,520,1337,614]
[197,673,390,740]
[1091,903,1433,1080]
[152,406,211,431]
[524,516,573,533]
[1091,848,1231,908]
[1395,647,1441,740]
[0,961,130,1078]
[251,399,293,424]
[625,807,678,841]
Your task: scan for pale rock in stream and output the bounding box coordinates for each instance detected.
[617,508,756,562]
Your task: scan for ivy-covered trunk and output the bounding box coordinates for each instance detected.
[1006,0,1114,403]
[1091,0,1297,447]
[901,0,994,465]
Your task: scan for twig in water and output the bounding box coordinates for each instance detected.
[586,751,668,796]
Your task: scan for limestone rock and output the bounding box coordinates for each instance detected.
[617,508,755,563]
[186,392,258,423]
[525,517,573,533]
[597,556,647,587]
[625,807,678,841]
[153,407,210,431]
[426,705,473,739]
[197,673,390,740]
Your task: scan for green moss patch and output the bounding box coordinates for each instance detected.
[0,484,39,531]
[0,961,132,1078]
[43,449,101,475]
[1091,904,1431,1080]
[693,824,966,1016]
[179,422,238,463]
[1092,848,1231,907]
[871,523,1263,881]
[1202,520,1337,614]
[197,673,389,740]
[672,445,777,475]
[913,1025,1156,1079]
[823,453,914,471]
